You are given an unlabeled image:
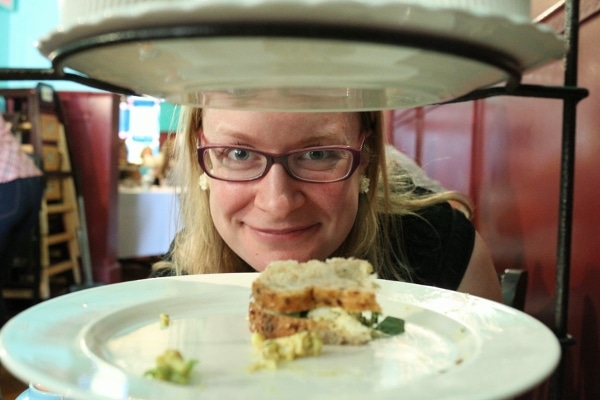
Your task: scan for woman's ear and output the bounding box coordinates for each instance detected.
[359,132,373,170]
[358,157,370,175]
[196,121,207,145]
[195,108,205,143]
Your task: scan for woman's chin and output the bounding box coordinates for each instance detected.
[248,251,327,272]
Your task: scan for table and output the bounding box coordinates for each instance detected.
[117,186,180,259]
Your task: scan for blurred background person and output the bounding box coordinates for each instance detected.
[0,115,44,327]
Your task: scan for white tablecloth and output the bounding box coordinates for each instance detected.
[117,186,180,259]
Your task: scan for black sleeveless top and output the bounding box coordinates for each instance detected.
[383,202,475,291]
[150,202,475,290]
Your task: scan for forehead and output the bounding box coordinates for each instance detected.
[201,109,361,142]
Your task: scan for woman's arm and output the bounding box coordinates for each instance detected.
[457,232,502,302]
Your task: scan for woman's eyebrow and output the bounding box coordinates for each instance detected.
[206,130,350,146]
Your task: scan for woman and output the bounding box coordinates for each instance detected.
[152,108,501,302]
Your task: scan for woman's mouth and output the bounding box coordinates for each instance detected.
[248,224,318,241]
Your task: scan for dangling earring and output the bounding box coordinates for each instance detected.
[199,173,209,191]
[359,176,370,194]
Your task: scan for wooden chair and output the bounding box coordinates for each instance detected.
[499,269,528,311]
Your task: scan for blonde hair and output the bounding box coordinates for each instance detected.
[153,108,472,281]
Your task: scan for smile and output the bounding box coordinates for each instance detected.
[247,224,318,240]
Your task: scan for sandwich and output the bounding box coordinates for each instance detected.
[248,257,403,346]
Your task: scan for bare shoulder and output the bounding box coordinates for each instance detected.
[456,232,502,303]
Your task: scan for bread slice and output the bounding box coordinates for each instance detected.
[248,257,381,345]
[251,258,381,314]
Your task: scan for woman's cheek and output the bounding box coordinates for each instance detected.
[209,181,250,216]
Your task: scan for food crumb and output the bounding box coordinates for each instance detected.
[144,349,198,384]
[159,313,170,328]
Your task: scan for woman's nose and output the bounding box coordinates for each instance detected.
[253,164,304,217]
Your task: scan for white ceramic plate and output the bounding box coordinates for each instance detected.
[36,1,565,110]
[0,274,559,400]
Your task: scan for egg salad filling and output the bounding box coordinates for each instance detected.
[248,307,405,371]
[289,307,405,338]
[249,331,323,371]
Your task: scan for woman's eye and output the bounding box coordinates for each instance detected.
[302,150,343,161]
[305,150,329,160]
[228,148,252,161]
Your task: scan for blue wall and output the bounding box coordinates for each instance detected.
[159,102,180,133]
[0,0,87,91]
[0,7,8,69]
[0,0,178,131]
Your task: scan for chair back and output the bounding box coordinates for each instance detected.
[499,269,528,311]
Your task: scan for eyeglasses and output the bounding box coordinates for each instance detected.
[197,141,364,183]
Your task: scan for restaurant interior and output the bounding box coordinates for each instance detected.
[1,0,599,399]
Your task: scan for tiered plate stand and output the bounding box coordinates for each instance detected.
[0,0,588,398]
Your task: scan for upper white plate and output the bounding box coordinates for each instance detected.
[0,274,559,400]
[36,1,565,110]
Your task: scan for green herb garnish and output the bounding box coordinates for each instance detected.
[284,311,309,318]
[375,316,405,336]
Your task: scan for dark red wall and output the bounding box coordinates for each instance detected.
[389,3,600,398]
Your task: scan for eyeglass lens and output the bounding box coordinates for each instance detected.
[201,147,355,182]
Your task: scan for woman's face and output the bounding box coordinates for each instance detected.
[200,109,366,271]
